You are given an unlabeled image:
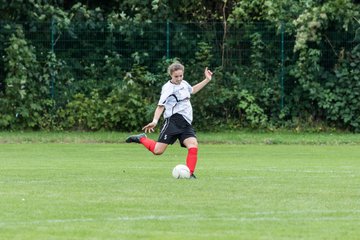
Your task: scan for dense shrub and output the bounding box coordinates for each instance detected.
[0,1,359,131]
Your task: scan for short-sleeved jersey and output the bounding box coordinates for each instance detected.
[158,80,193,124]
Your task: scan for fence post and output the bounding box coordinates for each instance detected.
[166,20,170,59]
[50,16,55,100]
[280,22,285,110]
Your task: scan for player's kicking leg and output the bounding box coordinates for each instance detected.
[126,133,168,155]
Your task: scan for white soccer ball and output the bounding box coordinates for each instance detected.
[172,164,191,179]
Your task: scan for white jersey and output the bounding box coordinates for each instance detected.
[158,80,193,124]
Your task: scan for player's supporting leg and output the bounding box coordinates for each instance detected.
[183,137,198,176]
[186,148,198,175]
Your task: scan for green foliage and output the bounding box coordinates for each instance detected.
[290,0,360,131]
[0,26,53,130]
[193,73,268,130]
[228,0,269,22]
[44,51,74,108]
[320,47,360,132]
[0,1,360,131]
[57,64,158,131]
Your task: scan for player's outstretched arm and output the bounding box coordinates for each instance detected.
[192,67,213,94]
[142,105,165,133]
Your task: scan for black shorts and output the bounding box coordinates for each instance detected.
[158,113,196,147]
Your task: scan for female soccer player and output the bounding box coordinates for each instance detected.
[126,62,213,178]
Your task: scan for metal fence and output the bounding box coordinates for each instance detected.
[0,20,356,109]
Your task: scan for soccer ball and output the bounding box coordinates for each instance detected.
[172,164,191,179]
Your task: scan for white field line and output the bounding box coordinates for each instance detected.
[234,168,358,174]
[1,210,360,226]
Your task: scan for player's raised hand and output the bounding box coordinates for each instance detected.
[204,67,213,80]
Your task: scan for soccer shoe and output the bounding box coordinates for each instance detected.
[125,133,147,143]
[190,174,197,179]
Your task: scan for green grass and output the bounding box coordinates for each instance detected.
[1,130,360,144]
[1,132,360,239]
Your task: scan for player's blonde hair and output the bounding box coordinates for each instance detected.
[167,62,184,76]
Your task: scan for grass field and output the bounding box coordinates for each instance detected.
[1,132,360,239]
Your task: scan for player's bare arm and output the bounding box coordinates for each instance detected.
[192,67,213,94]
[142,105,165,133]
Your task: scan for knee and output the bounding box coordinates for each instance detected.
[188,143,198,149]
[186,140,198,149]
[152,143,168,155]
[153,149,164,155]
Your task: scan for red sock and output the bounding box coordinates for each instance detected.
[186,148,198,174]
[140,137,156,154]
